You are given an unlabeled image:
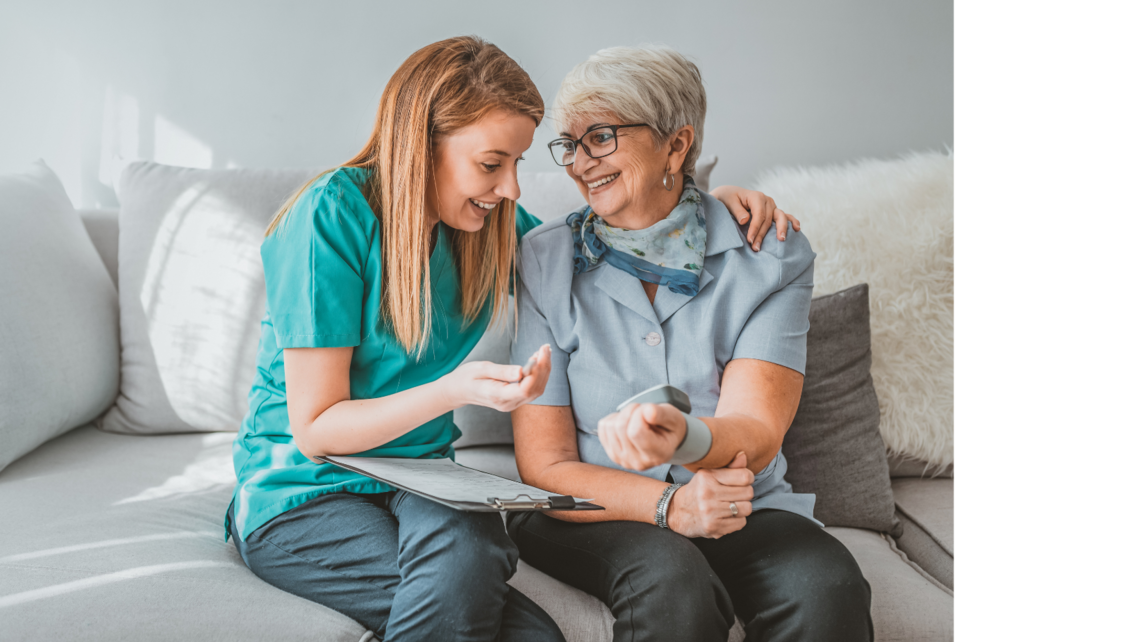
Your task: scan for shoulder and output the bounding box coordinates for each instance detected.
[517,216,576,289]
[264,167,377,259]
[706,194,815,287]
[302,167,375,228]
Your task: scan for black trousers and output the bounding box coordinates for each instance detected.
[506,509,873,642]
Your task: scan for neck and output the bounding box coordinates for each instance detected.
[601,182,683,230]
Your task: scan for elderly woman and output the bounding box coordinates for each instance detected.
[508,46,873,642]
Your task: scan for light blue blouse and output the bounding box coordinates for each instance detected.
[511,189,822,525]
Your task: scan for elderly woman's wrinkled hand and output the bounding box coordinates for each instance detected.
[667,452,755,539]
[596,402,688,471]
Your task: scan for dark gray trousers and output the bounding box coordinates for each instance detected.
[229,492,564,642]
[506,509,873,642]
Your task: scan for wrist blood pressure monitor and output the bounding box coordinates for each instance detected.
[617,384,711,465]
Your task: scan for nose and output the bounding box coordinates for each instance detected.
[495,164,522,202]
[570,145,598,177]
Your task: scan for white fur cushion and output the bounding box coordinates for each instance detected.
[0,161,120,470]
[754,152,953,468]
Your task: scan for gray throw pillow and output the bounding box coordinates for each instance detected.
[781,283,901,536]
[0,161,120,470]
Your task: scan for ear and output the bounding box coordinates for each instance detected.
[666,125,695,176]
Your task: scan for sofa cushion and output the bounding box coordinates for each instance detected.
[0,161,120,473]
[892,478,954,589]
[828,527,953,641]
[0,425,366,641]
[782,284,900,535]
[1,426,950,642]
[98,162,318,434]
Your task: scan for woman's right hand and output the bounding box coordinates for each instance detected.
[442,344,552,412]
[667,452,755,539]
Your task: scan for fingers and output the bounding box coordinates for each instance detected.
[709,465,754,487]
[477,361,524,384]
[724,196,750,227]
[788,212,801,232]
[750,195,774,251]
[598,404,641,468]
[774,208,788,241]
[727,451,747,469]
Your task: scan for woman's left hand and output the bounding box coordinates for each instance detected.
[597,402,688,471]
[711,185,801,251]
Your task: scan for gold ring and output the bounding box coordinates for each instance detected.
[729,502,738,517]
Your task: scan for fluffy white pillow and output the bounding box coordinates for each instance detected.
[0,161,120,471]
[754,152,953,468]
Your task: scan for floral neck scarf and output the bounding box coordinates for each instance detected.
[567,176,706,297]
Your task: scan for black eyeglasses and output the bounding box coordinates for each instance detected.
[547,124,649,167]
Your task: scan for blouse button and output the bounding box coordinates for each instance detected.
[645,332,662,346]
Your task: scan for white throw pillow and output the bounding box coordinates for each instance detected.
[753,151,954,468]
[0,161,120,471]
[99,162,319,434]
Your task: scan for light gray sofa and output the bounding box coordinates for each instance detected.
[0,169,952,641]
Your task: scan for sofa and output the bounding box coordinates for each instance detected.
[0,157,953,641]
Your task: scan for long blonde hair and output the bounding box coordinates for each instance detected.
[265,37,544,355]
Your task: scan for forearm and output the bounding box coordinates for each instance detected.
[526,460,668,524]
[685,414,784,474]
[298,378,458,458]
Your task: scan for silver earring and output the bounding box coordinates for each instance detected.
[663,171,675,191]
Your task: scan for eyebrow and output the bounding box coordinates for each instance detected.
[559,122,612,138]
[482,150,511,157]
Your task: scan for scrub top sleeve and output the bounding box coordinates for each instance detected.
[731,262,814,375]
[261,186,369,349]
[511,237,571,406]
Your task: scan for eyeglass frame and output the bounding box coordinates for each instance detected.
[547,123,650,167]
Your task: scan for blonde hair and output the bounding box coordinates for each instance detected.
[265,37,544,355]
[554,45,706,175]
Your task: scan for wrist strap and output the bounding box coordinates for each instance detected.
[655,483,683,529]
[669,413,712,465]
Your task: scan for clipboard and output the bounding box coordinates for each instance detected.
[319,455,603,513]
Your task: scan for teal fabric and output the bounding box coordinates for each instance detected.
[229,166,542,541]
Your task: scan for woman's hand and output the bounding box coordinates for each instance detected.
[711,185,802,251]
[597,402,688,471]
[442,344,552,412]
[667,452,755,539]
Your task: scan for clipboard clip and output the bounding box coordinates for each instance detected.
[489,494,577,510]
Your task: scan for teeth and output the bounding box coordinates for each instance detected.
[587,173,619,189]
[470,199,496,210]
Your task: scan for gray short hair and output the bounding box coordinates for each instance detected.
[554,45,707,176]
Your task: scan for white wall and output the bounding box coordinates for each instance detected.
[0,0,952,208]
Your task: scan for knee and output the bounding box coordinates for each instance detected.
[772,539,872,626]
[616,533,733,631]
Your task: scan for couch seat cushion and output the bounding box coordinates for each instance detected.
[892,478,954,589]
[0,425,367,642]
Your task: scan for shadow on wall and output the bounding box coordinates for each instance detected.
[98,85,229,200]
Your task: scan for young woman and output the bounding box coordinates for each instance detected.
[226,36,798,641]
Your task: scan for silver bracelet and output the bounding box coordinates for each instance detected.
[655,483,682,529]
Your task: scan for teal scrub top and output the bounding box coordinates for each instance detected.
[228,166,542,541]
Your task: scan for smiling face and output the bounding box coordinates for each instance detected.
[561,113,693,230]
[427,109,536,232]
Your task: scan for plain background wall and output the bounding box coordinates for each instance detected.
[0,0,952,209]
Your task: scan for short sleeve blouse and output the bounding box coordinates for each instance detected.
[228,166,541,541]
